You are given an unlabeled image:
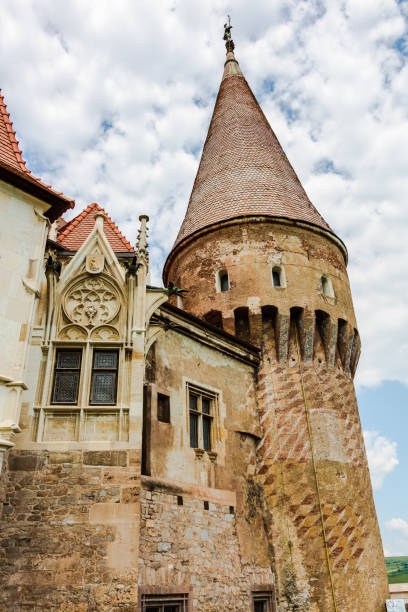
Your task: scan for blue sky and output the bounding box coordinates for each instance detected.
[1,0,407,555]
[359,383,408,555]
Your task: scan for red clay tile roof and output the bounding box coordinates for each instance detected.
[57,202,134,253]
[172,50,333,250]
[0,89,74,219]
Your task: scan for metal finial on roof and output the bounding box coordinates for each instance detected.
[223,15,235,53]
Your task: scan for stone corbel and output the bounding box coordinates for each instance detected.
[194,448,205,460]
[22,277,41,298]
[0,379,26,452]
[34,208,51,225]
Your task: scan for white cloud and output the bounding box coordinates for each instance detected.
[364,430,399,489]
[385,518,408,555]
[387,517,408,538]
[1,0,408,387]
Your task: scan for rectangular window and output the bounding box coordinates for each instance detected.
[90,350,119,405]
[188,385,215,450]
[157,393,171,423]
[252,591,275,612]
[51,349,82,404]
[141,593,188,611]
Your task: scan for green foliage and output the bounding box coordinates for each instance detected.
[386,556,408,583]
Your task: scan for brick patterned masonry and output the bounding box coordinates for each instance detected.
[139,486,274,611]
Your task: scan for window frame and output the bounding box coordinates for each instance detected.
[51,348,82,405]
[271,265,286,288]
[89,348,119,406]
[321,274,334,297]
[37,344,129,443]
[187,384,216,451]
[140,592,189,611]
[252,589,276,612]
[215,269,229,292]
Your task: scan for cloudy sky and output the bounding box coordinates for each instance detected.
[2,0,407,556]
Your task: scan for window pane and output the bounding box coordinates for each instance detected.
[53,371,80,404]
[57,350,81,369]
[203,416,211,451]
[202,398,210,414]
[189,394,198,411]
[158,393,170,423]
[91,372,117,404]
[94,351,118,369]
[190,412,198,448]
[220,273,229,291]
[272,269,281,287]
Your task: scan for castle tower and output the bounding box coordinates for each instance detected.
[163,33,389,611]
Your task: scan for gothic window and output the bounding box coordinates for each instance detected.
[90,349,119,405]
[157,393,170,423]
[140,593,189,611]
[188,386,215,451]
[51,349,82,404]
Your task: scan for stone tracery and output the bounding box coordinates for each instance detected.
[63,276,120,328]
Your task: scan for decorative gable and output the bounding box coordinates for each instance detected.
[58,202,134,253]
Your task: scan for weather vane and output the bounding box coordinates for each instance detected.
[223,15,234,52]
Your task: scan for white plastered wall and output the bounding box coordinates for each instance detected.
[0,180,50,452]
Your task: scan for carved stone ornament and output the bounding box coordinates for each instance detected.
[86,253,104,274]
[58,324,88,340]
[91,325,120,341]
[64,277,120,328]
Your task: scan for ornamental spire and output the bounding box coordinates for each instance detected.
[223,15,234,54]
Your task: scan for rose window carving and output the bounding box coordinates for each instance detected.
[64,277,120,328]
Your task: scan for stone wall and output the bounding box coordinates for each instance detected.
[0,448,141,611]
[0,181,50,451]
[138,480,275,611]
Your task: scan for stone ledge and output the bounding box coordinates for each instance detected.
[142,474,236,506]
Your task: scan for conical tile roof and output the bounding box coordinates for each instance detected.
[172,49,332,250]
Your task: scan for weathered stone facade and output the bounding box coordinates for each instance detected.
[139,481,273,611]
[0,448,141,610]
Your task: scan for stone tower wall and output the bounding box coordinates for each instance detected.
[165,219,389,611]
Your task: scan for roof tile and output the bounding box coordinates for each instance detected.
[57,203,134,253]
[172,50,333,250]
[0,89,74,214]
